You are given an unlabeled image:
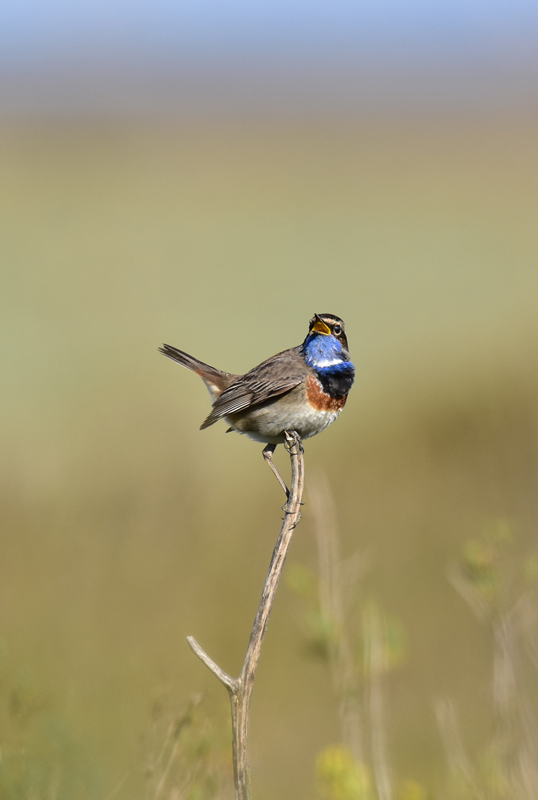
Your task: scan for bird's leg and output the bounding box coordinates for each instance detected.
[262,443,289,497]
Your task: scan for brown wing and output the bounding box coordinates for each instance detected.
[200,346,305,429]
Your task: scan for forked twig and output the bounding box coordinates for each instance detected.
[187,430,305,800]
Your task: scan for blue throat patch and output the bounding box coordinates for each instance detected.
[303,334,354,374]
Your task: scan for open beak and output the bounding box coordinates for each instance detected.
[311,314,331,335]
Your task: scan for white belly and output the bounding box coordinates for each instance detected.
[226,403,342,445]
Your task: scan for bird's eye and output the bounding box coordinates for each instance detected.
[333,324,342,335]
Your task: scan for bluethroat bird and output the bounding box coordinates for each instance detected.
[160,314,354,495]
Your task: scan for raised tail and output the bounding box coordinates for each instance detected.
[159,344,235,399]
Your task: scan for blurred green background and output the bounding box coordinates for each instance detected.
[1,3,538,798]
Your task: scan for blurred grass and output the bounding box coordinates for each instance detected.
[0,115,538,798]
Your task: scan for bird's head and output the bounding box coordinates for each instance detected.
[307,313,349,351]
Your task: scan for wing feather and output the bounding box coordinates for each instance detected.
[200,347,304,429]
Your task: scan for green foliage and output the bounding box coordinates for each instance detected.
[360,601,407,674]
[461,520,513,607]
[0,642,103,800]
[398,780,427,800]
[301,511,538,800]
[443,754,513,800]
[440,523,538,799]
[288,568,406,673]
[459,519,536,616]
[304,609,339,660]
[143,692,232,800]
[287,564,318,599]
[316,746,374,800]
[0,647,230,800]
[524,554,538,585]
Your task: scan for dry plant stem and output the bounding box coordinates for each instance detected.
[366,605,392,800]
[187,430,305,800]
[309,471,366,764]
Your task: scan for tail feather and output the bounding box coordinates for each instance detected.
[159,344,235,397]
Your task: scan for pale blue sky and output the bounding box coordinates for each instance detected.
[2,1,537,116]
[2,1,538,62]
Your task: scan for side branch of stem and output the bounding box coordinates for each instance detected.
[187,431,305,800]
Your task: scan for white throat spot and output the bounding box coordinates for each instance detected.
[315,357,341,368]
